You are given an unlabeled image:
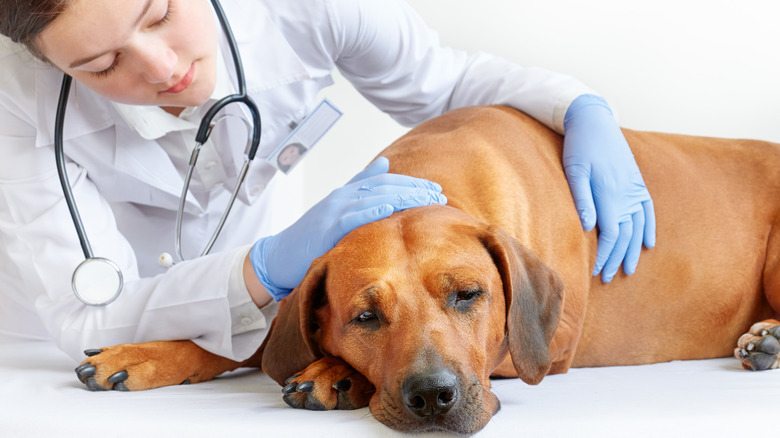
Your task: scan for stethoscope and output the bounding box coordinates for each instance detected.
[54,0,261,306]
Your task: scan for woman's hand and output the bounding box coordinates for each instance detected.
[249,157,447,300]
[563,94,656,282]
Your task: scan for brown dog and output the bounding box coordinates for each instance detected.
[76,106,780,435]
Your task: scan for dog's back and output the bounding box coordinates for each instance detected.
[383,105,780,369]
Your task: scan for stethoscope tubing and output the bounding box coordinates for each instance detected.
[54,73,93,260]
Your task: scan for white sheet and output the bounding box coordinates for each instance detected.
[1,338,777,437]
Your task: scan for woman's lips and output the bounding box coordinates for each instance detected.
[161,63,195,94]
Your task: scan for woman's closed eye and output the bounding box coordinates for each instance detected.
[150,0,175,29]
[92,56,120,78]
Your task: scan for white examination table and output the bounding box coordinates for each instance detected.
[1,338,777,437]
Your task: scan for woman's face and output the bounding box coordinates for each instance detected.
[37,0,218,109]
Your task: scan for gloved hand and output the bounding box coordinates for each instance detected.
[249,156,447,300]
[563,94,656,282]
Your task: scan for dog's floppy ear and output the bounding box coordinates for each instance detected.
[480,226,564,385]
[260,259,327,385]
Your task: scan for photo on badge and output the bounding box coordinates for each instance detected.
[273,141,308,173]
[266,99,342,174]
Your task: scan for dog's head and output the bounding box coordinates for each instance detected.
[262,205,563,434]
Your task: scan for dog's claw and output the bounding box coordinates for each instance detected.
[113,381,130,392]
[75,364,96,384]
[84,349,103,357]
[282,382,298,394]
[296,381,314,393]
[333,379,352,391]
[108,371,128,384]
[285,374,301,385]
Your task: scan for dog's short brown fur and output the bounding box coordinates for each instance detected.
[77,106,780,435]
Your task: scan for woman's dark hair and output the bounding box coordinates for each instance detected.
[0,0,70,59]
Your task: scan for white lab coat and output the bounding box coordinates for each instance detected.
[0,0,595,361]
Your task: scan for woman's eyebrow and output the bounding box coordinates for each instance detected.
[68,0,155,69]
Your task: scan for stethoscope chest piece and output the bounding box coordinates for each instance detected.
[72,257,124,306]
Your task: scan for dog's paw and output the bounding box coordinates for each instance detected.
[74,341,222,391]
[282,356,374,410]
[734,322,780,370]
[75,348,131,391]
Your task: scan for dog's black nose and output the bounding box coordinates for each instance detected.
[402,369,458,417]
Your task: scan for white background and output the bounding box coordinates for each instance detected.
[288,0,780,208]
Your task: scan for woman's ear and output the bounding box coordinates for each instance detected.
[480,226,564,385]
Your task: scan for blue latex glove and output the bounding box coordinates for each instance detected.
[250,156,447,300]
[563,94,656,282]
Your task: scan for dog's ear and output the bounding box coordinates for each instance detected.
[480,226,564,385]
[260,259,327,386]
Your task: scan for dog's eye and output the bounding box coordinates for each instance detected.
[355,311,377,324]
[352,310,381,331]
[456,290,479,302]
[449,288,484,311]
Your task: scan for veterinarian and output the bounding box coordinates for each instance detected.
[0,0,655,362]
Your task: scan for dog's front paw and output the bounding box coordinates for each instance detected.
[74,340,229,391]
[735,321,780,370]
[282,356,374,410]
[75,348,126,391]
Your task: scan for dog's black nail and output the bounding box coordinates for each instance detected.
[181,379,191,385]
[75,364,96,383]
[296,381,314,393]
[282,382,298,394]
[113,381,130,392]
[107,371,128,384]
[333,379,352,392]
[285,374,301,385]
[84,349,103,357]
[769,326,780,338]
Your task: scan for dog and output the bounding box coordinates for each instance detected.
[75,105,780,435]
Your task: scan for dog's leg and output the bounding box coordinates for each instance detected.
[281,356,374,410]
[734,320,780,370]
[74,340,257,391]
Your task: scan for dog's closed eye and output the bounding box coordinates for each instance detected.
[352,310,381,330]
[448,288,484,312]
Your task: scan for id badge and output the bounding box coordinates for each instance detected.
[267,99,342,174]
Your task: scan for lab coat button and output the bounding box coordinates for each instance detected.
[250,185,262,196]
[205,161,217,171]
[241,316,253,325]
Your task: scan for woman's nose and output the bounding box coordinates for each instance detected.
[136,43,178,84]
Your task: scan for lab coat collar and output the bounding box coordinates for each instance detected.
[112,122,204,214]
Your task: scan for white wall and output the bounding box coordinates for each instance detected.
[292,0,780,208]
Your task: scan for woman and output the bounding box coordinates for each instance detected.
[0,0,654,362]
